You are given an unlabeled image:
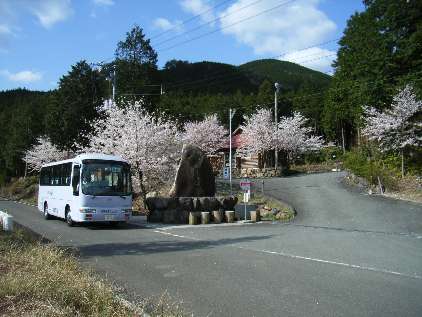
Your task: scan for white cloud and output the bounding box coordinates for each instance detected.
[283,47,336,72]
[153,18,183,32]
[1,70,43,82]
[0,25,13,35]
[27,0,73,29]
[219,0,337,72]
[93,0,115,6]
[0,25,13,52]
[180,0,215,24]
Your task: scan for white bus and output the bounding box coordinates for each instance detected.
[38,153,132,226]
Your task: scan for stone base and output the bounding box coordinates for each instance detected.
[147,196,238,224]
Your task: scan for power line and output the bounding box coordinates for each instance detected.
[195,53,335,92]
[158,0,298,52]
[154,0,266,48]
[150,0,235,41]
[164,38,338,89]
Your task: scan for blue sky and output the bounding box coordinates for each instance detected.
[0,0,364,91]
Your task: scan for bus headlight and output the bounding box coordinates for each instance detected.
[79,208,96,213]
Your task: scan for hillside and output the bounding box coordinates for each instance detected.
[239,59,332,91]
[160,60,256,94]
[160,59,331,94]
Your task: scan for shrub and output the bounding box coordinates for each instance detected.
[343,149,399,191]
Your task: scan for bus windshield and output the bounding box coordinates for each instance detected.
[81,160,131,196]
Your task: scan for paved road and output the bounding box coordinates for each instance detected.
[1,172,422,316]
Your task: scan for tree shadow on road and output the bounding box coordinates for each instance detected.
[76,234,273,258]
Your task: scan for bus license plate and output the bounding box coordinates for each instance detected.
[104,215,114,221]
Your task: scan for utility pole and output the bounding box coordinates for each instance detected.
[112,64,116,101]
[229,108,236,194]
[274,82,280,170]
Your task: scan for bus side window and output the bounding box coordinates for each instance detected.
[63,163,72,186]
[72,165,80,196]
[40,167,49,186]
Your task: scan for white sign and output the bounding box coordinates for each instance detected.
[240,179,251,191]
[243,191,250,203]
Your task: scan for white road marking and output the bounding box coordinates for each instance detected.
[153,229,422,280]
[3,200,422,280]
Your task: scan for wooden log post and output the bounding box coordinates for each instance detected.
[250,210,260,223]
[212,210,223,223]
[189,212,200,225]
[225,210,235,223]
[201,212,210,225]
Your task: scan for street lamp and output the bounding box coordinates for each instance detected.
[274,82,280,170]
[229,108,236,194]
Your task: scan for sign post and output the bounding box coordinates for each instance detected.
[240,179,252,221]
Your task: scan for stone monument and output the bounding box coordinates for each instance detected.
[169,144,215,197]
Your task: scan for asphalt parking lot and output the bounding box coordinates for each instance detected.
[2,172,422,316]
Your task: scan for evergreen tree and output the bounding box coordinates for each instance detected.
[45,61,107,150]
[257,80,273,107]
[113,25,159,109]
[323,0,422,148]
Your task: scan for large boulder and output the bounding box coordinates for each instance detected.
[169,144,215,197]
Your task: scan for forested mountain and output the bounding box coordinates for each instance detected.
[161,60,256,95]
[160,58,331,95]
[157,58,331,128]
[239,59,331,91]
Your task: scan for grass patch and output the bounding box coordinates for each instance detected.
[0,229,184,316]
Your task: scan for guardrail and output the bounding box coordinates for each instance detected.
[0,210,13,231]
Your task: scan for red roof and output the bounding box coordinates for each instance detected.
[221,127,244,150]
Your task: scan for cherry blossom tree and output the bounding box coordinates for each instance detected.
[23,137,68,172]
[238,108,275,167]
[84,100,181,200]
[239,108,323,164]
[362,85,422,176]
[181,114,228,154]
[274,112,324,160]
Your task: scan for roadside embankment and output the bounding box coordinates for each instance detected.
[0,226,184,316]
[0,176,38,205]
[344,171,422,204]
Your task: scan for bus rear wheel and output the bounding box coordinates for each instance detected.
[44,203,51,220]
[65,207,74,227]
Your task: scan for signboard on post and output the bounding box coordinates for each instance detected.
[240,179,251,192]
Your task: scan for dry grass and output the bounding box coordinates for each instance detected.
[290,162,341,174]
[383,175,422,203]
[0,229,184,317]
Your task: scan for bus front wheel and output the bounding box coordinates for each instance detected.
[65,207,74,227]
